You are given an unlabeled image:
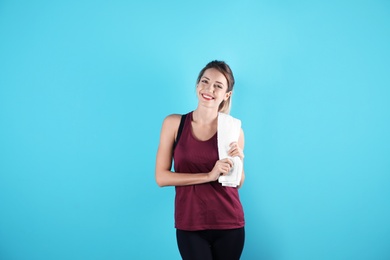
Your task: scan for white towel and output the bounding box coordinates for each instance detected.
[217,112,243,187]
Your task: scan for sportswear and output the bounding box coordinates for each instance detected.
[173,111,245,231]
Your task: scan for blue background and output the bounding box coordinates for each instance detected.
[1,1,389,259]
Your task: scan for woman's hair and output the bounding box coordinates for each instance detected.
[196,60,235,114]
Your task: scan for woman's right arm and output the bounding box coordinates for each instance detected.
[155,115,232,187]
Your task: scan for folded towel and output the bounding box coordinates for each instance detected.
[217,112,243,187]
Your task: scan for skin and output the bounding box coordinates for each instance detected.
[155,68,245,187]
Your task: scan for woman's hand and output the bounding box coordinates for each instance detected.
[208,158,234,181]
[228,142,244,160]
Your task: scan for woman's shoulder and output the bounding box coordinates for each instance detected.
[165,111,191,122]
[162,113,188,130]
[160,113,189,139]
[164,114,182,124]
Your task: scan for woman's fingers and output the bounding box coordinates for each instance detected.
[218,159,233,175]
[229,142,244,159]
[223,158,233,168]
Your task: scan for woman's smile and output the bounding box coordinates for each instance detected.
[201,93,215,101]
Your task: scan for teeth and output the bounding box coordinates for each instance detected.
[202,94,213,100]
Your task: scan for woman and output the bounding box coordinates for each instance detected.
[155,60,245,260]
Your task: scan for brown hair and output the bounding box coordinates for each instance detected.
[196,60,235,114]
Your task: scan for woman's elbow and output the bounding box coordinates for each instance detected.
[156,179,166,187]
[155,171,167,187]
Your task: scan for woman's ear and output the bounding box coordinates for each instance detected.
[224,91,232,101]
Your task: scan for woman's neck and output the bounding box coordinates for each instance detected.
[193,107,218,125]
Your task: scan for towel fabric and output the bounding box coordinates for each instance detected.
[217,112,243,187]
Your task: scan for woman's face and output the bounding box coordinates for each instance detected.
[196,68,231,110]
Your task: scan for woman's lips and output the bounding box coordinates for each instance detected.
[202,94,214,100]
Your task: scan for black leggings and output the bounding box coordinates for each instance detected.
[176,228,245,260]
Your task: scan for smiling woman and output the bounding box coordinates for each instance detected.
[155,60,246,260]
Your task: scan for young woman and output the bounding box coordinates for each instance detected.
[155,60,245,260]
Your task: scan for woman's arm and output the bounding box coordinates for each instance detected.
[228,128,245,188]
[238,128,245,188]
[155,115,232,187]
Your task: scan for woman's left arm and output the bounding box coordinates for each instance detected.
[228,128,245,188]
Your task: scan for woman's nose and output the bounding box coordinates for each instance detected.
[204,84,214,92]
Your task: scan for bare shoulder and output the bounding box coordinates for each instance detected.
[163,114,182,129]
[160,114,183,140]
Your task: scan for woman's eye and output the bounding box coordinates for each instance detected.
[216,85,223,89]
[201,80,208,84]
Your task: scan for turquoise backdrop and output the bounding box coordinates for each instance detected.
[1,1,389,259]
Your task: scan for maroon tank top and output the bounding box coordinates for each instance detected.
[173,111,245,231]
